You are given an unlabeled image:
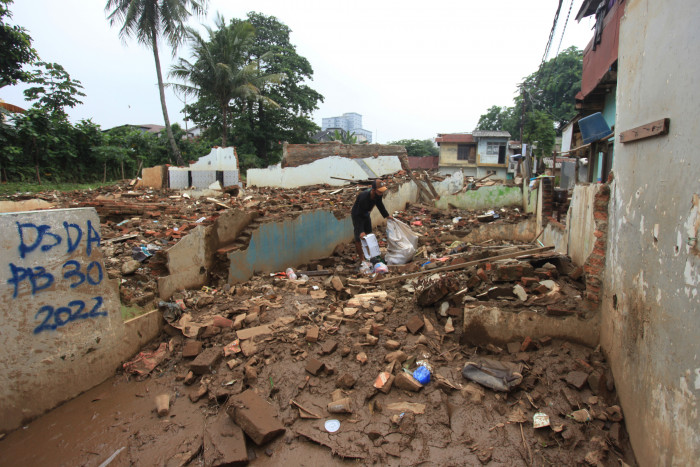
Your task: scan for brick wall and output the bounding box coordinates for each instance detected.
[582,181,611,306]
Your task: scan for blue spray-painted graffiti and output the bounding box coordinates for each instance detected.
[5,218,108,333]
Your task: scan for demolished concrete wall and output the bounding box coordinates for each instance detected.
[601,0,700,464]
[226,173,463,283]
[158,209,257,299]
[0,208,161,433]
[247,155,402,189]
[434,185,523,211]
[169,147,240,189]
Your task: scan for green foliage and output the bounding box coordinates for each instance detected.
[475,46,582,154]
[388,139,438,157]
[329,129,357,144]
[0,0,38,87]
[475,106,519,137]
[171,14,284,149]
[24,62,85,116]
[523,110,555,158]
[178,12,323,167]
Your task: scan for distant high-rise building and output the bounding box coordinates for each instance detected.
[321,112,372,143]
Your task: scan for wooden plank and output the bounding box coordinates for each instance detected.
[619,118,670,143]
[375,246,554,284]
[422,171,440,199]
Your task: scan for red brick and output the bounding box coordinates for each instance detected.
[593,230,605,238]
[394,372,423,392]
[594,211,608,220]
[520,336,534,352]
[212,315,233,328]
[227,390,285,445]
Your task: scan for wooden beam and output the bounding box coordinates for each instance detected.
[399,155,433,201]
[375,246,554,284]
[619,118,670,143]
[422,171,440,199]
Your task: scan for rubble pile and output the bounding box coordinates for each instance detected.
[0,178,635,465]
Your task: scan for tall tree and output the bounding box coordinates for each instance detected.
[105,0,208,166]
[23,62,85,116]
[0,0,37,88]
[228,12,323,164]
[170,14,284,149]
[474,106,518,136]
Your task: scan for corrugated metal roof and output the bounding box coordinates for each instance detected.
[472,130,511,138]
[435,133,475,144]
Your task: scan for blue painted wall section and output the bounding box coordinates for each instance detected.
[227,210,353,283]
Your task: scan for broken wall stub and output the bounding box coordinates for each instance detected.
[158,209,257,299]
[460,218,537,244]
[169,147,240,189]
[600,0,700,463]
[0,208,159,433]
[281,142,407,168]
[137,165,167,189]
[435,185,523,211]
[225,174,465,283]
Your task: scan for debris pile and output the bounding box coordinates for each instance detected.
[0,177,635,465]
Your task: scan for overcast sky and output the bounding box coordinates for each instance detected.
[2,0,595,144]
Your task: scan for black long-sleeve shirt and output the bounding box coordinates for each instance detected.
[351,189,389,218]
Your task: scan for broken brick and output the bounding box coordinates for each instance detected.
[565,371,590,390]
[320,340,338,355]
[227,390,285,445]
[373,372,394,394]
[406,315,424,334]
[385,350,408,363]
[394,372,423,392]
[204,415,248,466]
[190,347,222,375]
[336,373,356,389]
[384,340,401,350]
[212,315,233,328]
[305,357,324,376]
[330,276,344,292]
[305,326,319,343]
[240,340,258,357]
[356,352,368,365]
[520,337,534,352]
[182,340,203,358]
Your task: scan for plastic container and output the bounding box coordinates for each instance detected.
[361,233,381,260]
[285,268,297,280]
[578,112,612,144]
[412,366,431,385]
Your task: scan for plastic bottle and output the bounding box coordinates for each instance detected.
[286,268,297,280]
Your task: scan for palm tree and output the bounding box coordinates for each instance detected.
[105,0,207,166]
[169,14,284,148]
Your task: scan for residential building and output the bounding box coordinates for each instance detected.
[435,130,511,179]
[321,112,372,143]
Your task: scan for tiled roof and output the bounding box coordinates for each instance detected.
[472,130,511,138]
[435,133,475,144]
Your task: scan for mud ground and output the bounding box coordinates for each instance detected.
[0,181,637,466]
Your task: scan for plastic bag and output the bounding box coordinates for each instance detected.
[373,262,389,274]
[384,218,419,265]
[461,357,523,392]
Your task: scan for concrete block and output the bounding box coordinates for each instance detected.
[204,415,248,466]
[0,208,135,433]
[227,390,285,445]
[182,340,203,358]
[305,325,319,343]
[138,165,167,189]
[565,371,590,389]
[462,305,599,347]
[190,347,222,374]
[305,357,324,376]
[406,315,424,334]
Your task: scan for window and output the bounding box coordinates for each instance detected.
[458,145,469,160]
[486,142,501,155]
